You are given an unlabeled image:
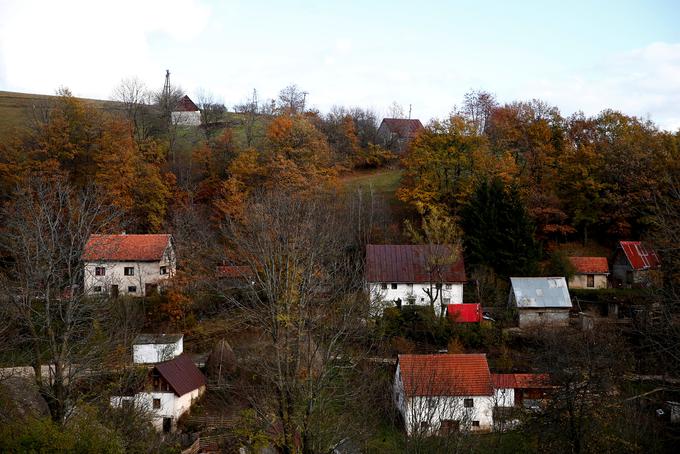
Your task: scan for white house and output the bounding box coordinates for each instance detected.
[82,233,176,297]
[567,257,609,289]
[394,354,495,435]
[171,95,201,126]
[509,277,573,328]
[110,354,206,432]
[366,244,466,317]
[133,334,183,365]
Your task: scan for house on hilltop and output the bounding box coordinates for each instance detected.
[611,241,661,287]
[366,244,466,316]
[394,354,495,435]
[376,118,424,153]
[172,95,201,126]
[509,277,572,328]
[83,233,176,297]
[567,257,609,289]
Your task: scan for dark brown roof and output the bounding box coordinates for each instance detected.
[366,244,466,283]
[154,354,206,397]
[83,234,172,262]
[175,95,199,112]
[398,354,493,397]
[380,118,424,138]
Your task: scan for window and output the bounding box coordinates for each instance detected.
[153,398,161,409]
[587,274,595,288]
[122,399,132,410]
[407,283,413,288]
[443,298,451,305]
[472,420,480,427]
[445,284,452,290]
[95,266,105,276]
[124,267,134,276]
[435,283,442,289]
[420,421,430,430]
[128,286,137,293]
[93,286,102,293]
[391,283,397,289]
[160,266,168,275]
[464,398,474,408]
[381,283,388,290]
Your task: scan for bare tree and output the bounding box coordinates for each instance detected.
[0,176,120,424]
[111,77,153,140]
[387,101,406,119]
[234,88,260,147]
[277,84,307,115]
[456,89,497,136]
[196,88,226,130]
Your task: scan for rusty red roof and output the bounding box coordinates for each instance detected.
[568,257,609,274]
[216,265,255,279]
[398,354,493,397]
[83,234,172,262]
[154,354,206,397]
[380,118,424,138]
[175,95,199,112]
[366,244,465,283]
[619,241,660,271]
[447,304,481,323]
[491,373,552,389]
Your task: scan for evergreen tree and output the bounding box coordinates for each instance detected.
[461,178,540,279]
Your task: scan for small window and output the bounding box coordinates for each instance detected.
[122,399,132,410]
[391,283,397,289]
[93,286,102,293]
[436,283,442,289]
[464,398,474,408]
[407,283,413,288]
[587,274,595,288]
[160,266,168,275]
[445,284,452,290]
[420,421,429,429]
[128,286,137,293]
[472,420,480,427]
[153,398,161,409]
[381,283,388,290]
[124,267,134,276]
[95,266,105,276]
[443,298,451,304]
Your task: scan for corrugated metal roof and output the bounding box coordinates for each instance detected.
[491,373,516,389]
[366,244,466,283]
[134,333,183,345]
[568,257,609,274]
[154,354,206,397]
[619,241,660,271]
[491,373,553,389]
[175,95,199,112]
[510,277,572,309]
[447,304,481,323]
[83,234,172,262]
[398,354,493,397]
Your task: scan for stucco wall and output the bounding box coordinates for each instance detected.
[369,282,463,316]
[171,111,201,126]
[133,339,183,364]
[84,248,175,297]
[518,309,569,328]
[568,274,608,289]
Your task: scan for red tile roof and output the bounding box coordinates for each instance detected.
[619,241,660,270]
[83,234,172,262]
[175,95,199,112]
[398,354,493,397]
[380,118,424,138]
[366,245,466,283]
[447,304,481,323]
[491,373,553,389]
[154,354,206,397]
[568,257,609,274]
[216,265,255,279]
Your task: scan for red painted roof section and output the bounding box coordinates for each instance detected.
[491,373,553,389]
[447,304,481,323]
[216,265,255,279]
[154,354,206,397]
[568,257,609,274]
[175,95,199,112]
[83,234,171,262]
[619,241,660,271]
[366,245,466,283]
[398,354,493,397]
[380,118,424,138]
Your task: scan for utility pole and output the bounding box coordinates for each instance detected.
[408,104,412,120]
[302,91,309,113]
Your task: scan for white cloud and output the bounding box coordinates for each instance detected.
[0,0,210,98]
[518,42,680,131]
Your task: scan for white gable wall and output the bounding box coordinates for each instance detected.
[133,339,183,364]
[171,111,201,126]
[369,282,463,316]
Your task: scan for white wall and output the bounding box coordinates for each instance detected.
[494,387,514,408]
[133,338,183,364]
[369,282,463,316]
[84,248,175,297]
[568,274,607,289]
[171,111,201,126]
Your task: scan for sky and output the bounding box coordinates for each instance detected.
[1,0,679,130]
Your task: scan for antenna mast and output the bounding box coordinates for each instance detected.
[162,70,171,118]
[408,104,412,120]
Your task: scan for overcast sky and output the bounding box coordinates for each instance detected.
[1,0,679,130]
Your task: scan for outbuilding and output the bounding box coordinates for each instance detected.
[509,277,572,328]
[567,257,609,289]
